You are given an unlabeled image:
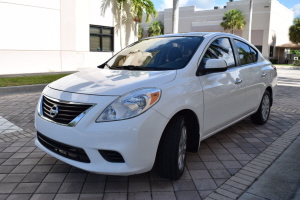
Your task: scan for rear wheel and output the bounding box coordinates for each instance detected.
[251,90,271,125]
[156,115,187,180]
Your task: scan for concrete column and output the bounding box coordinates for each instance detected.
[262,30,270,58]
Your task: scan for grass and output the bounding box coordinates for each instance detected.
[274,64,300,67]
[0,74,71,87]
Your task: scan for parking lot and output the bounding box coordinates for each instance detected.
[0,69,299,200]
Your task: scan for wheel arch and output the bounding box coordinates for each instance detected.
[162,109,200,153]
[266,86,273,107]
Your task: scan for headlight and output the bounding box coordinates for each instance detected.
[96,88,161,122]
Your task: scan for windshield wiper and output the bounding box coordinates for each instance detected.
[109,65,174,71]
[97,63,111,69]
[110,65,151,70]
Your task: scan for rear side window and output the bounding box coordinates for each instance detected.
[234,40,258,65]
[201,37,236,68]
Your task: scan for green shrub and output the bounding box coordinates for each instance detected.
[269,59,278,64]
[294,60,300,66]
[290,49,300,56]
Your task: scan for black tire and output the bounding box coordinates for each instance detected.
[156,115,187,180]
[251,90,271,125]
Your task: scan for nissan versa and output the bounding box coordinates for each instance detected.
[35,32,277,180]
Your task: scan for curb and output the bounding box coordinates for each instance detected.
[0,84,47,96]
[274,66,300,70]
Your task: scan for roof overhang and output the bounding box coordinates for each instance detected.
[276,43,300,48]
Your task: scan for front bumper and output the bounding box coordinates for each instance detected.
[35,88,169,175]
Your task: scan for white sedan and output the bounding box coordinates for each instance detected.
[35,32,277,180]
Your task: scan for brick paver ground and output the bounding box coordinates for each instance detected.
[0,69,299,200]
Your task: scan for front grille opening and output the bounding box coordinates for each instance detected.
[99,150,125,163]
[42,96,92,125]
[37,132,90,163]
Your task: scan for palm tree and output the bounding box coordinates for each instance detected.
[148,21,164,36]
[138,24,144,39]
[289,17,300,44]
[220,9,246,34]
[131,0,157,38]
[172,0,179,33]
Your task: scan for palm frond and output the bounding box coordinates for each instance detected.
[148,21,164,36]
[220,9,246,33]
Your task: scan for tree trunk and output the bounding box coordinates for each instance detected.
[135,22,138,41]
[119,3,123,49]
[172,0,179,34]
[248,0,253,43]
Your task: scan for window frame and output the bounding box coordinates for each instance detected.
[90,25,114,52]
[197,36,238,71]
[232,39,259,67]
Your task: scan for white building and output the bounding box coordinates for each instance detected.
[140,0,294,63]
[0,0,137,75]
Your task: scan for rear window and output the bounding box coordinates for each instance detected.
[234,40,258,65]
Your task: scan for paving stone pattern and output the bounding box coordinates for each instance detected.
[0,116,23,135]
[0,69,299,200]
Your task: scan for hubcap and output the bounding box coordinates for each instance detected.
[178,126,187,171]
[261,95,270,121]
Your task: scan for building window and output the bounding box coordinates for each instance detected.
[255,46,262,53]
[269,46,274,57]
[90,25,114,52]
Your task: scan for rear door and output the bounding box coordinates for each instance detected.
[232,39,265,113]
[199,37,248,137]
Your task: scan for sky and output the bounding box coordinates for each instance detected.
[151,0,300,17]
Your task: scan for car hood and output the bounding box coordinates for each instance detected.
[48,68,176,96]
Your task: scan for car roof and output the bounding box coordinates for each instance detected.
[150,32,233,38]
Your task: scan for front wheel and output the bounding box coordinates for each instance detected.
[251,90,271,125]
[156,115,187,180]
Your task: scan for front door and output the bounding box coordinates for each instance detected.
[198,37,247,137]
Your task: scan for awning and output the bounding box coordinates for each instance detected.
[276,43,300,48]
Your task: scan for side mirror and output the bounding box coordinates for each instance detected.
[196,59,227,76]
[205,59,227,70]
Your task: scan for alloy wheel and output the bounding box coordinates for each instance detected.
[261,95,270,121]
[178,126,187,171]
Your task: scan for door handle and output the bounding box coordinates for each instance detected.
[262,72,267,77]
[235,78,243,84]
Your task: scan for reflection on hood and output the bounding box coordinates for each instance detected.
[48,68,176,96]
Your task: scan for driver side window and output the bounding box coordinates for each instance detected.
[200,38,236,68]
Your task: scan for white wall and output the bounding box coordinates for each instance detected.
[269,0,293,59]
[0,0,137,75]
[0,2,60,50]
[0,0,61,74]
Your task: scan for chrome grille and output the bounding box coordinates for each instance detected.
[41,95,94,126]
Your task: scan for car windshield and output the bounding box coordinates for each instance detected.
[105,37,203,70]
